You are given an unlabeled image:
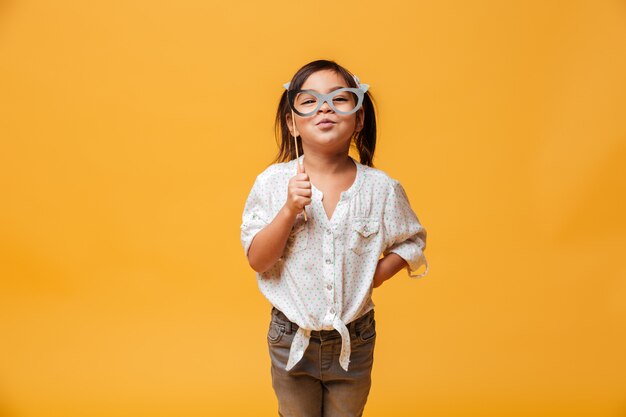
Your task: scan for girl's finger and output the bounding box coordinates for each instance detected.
[293,188,312,197]
[297,197,312,207]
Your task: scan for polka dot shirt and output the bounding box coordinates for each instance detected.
[240,154,428,371]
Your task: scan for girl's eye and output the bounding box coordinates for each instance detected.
[301,100,316,105]
[333,97,349,102]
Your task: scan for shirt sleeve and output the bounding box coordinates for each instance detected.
[240,174,272,257]
[382,180,429,279]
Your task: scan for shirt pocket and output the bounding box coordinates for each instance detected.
[285,215,309,254]
[349,218,380,256]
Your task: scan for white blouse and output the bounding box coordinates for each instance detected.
[240,154,428,372]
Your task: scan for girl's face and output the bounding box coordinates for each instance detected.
[288,69,364,154]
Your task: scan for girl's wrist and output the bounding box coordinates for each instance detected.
[280,204,299,222]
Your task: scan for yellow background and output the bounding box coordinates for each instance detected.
[1,0,625,416]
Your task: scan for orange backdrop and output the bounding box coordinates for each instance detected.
[1,1,625,416]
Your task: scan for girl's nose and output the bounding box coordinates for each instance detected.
[318,100,333,113]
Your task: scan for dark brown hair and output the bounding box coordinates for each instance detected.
[273,60,377,167]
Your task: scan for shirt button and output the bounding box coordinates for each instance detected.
[325,258,332,264]
[326,284,333,290]
[330,308,335,314]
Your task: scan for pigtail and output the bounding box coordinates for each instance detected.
[273,89,303,166]
[353,92,377,167]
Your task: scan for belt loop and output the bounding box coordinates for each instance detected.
[286,321,292,334]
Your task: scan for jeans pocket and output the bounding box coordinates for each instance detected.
[267,321,286,344]
[358,319,376,343]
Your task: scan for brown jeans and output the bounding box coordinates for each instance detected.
[267,307,376,417]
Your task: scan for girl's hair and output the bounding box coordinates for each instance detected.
[273,59,377,167]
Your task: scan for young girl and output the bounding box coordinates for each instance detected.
[240,59,428,417]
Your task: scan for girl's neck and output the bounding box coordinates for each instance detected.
[301,148,353,176]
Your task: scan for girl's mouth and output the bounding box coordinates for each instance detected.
[316,118,336,128]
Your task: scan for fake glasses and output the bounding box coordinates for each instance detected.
[287,86,369,117]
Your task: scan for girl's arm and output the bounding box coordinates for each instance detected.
[373,253,408,288]
[247,204,298,273]
[380,179,428,279]
[247,163,312,274]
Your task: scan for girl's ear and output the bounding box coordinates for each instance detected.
[355,108,365,132]
[286,112,300,137]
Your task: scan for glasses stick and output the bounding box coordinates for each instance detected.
[292,110,308,222]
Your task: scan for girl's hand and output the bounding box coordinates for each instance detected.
[284,161,312,218]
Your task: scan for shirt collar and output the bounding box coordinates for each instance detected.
[294,154,364,202]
